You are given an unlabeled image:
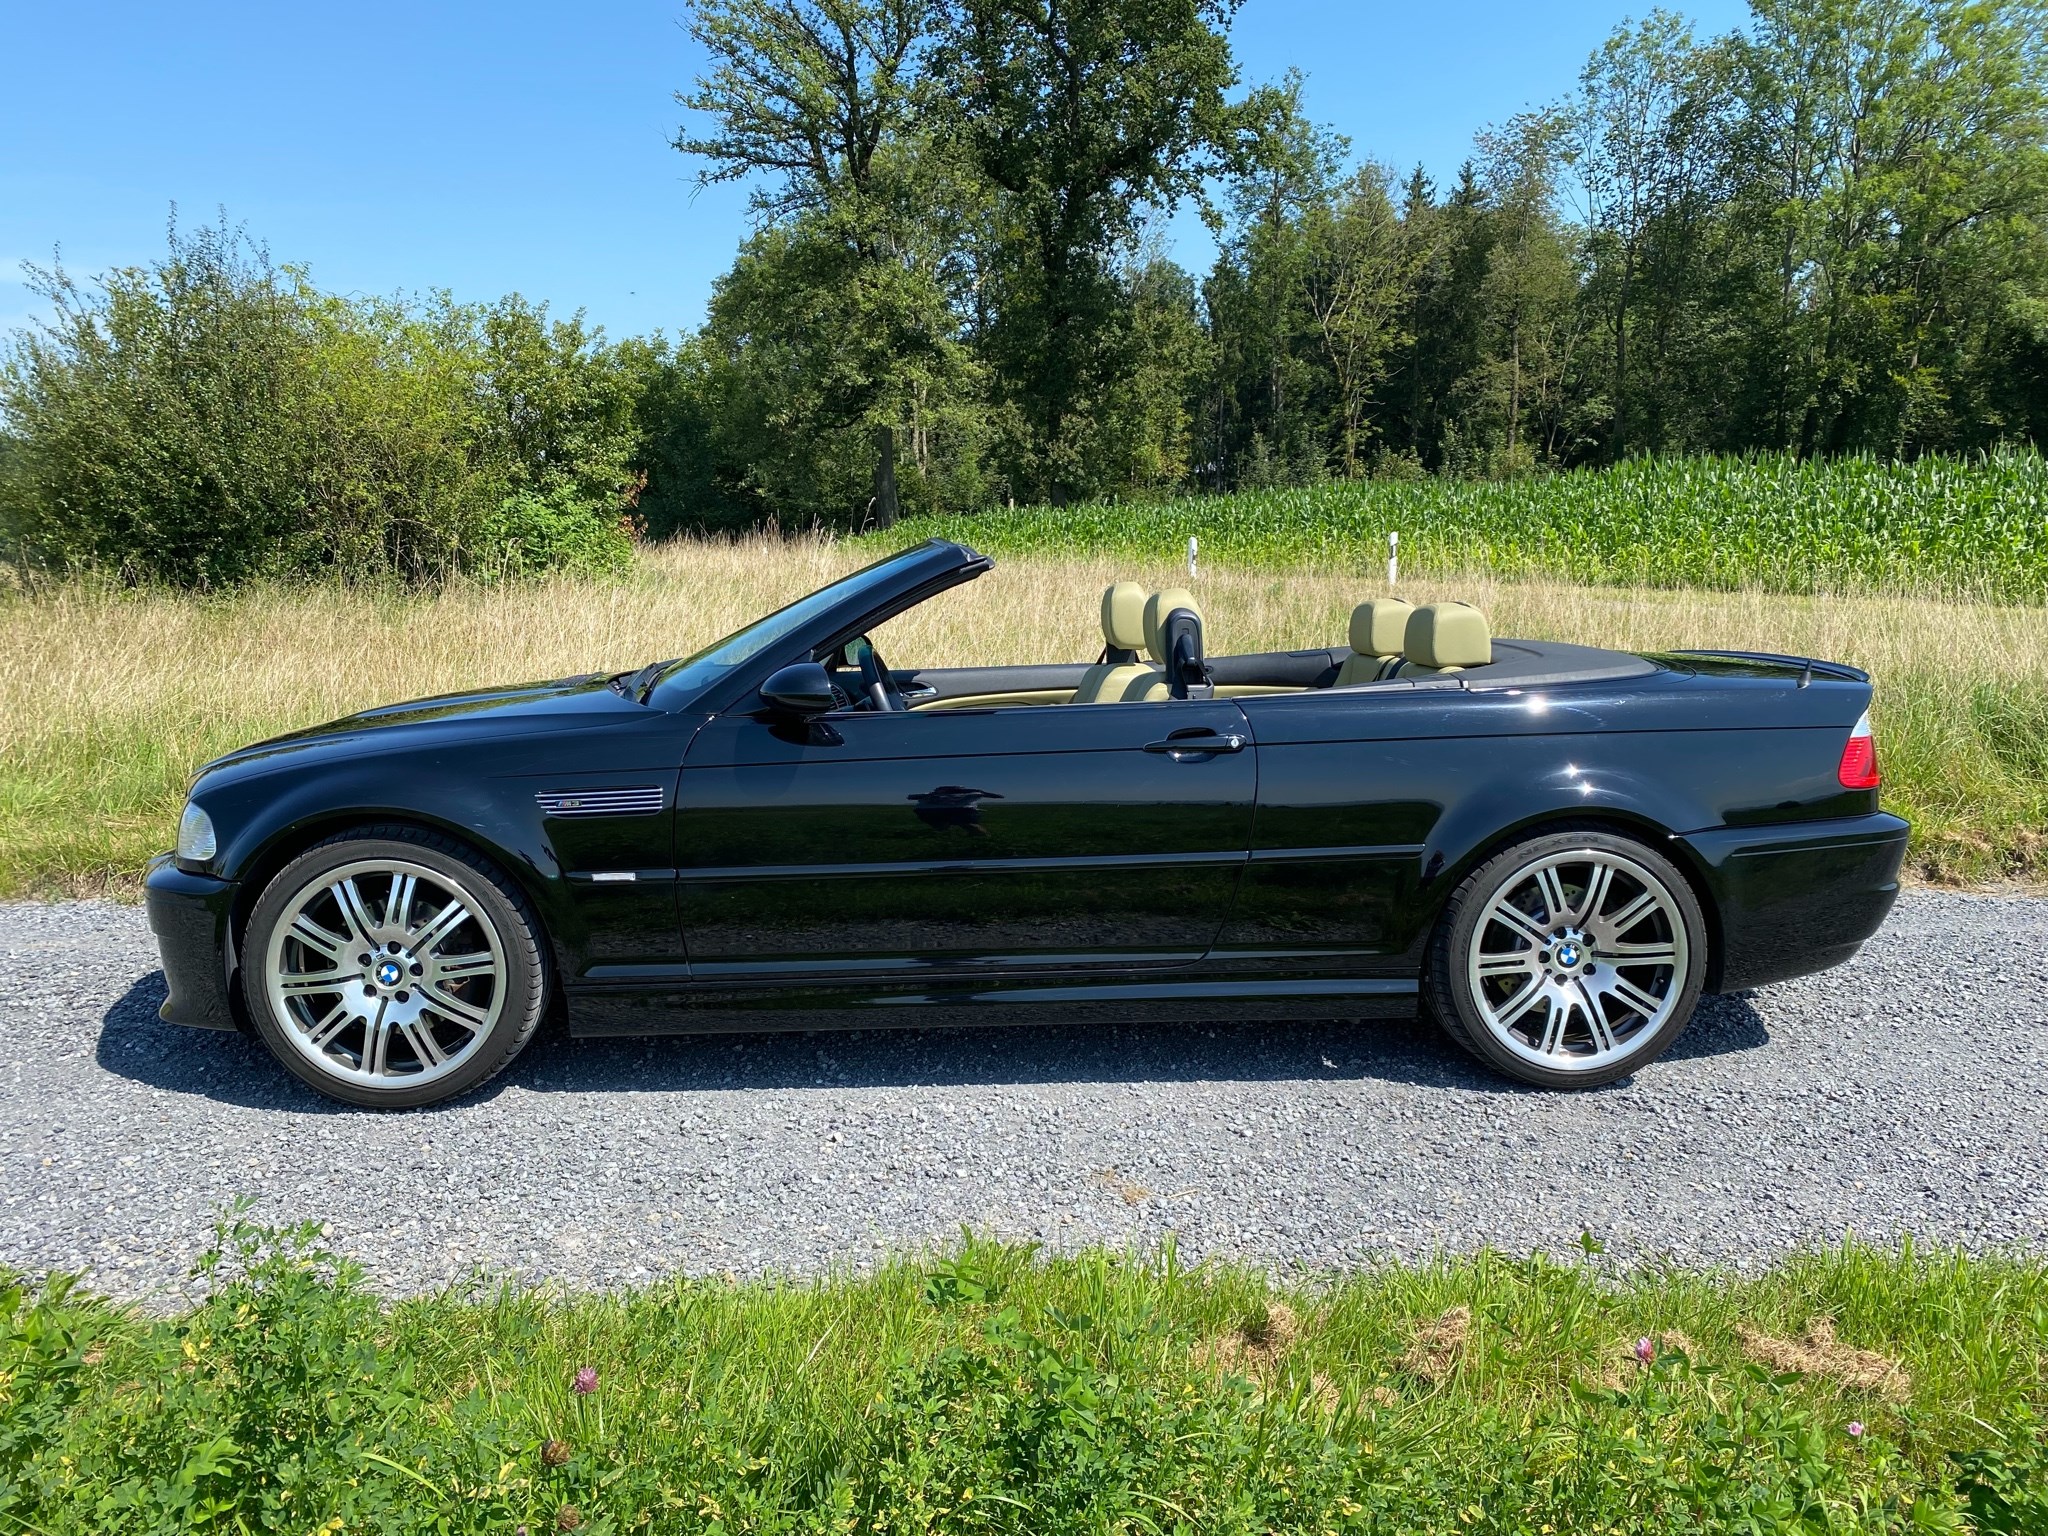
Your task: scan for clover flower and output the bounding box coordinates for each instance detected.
[572,1366,598,1395]
[1633,1336,1654,1364]
[1847,1421,1866,1438]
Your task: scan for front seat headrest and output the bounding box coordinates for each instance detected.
[1350,598,1413,658]
[1404,602,1493,670]
[1143,586,1201,663]
[1100,582,1148,660]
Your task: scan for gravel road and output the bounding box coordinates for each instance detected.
[2,890,2043,1302]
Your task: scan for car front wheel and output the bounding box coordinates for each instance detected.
[241,828,548,1108]
[1424,828,1707,1088]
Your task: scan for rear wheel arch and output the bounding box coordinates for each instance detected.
[1422,809,1723,982]
[1422,823,1711,1087]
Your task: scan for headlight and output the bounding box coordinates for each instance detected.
[176,801,217,863]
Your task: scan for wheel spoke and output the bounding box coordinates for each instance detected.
[1596,890,1658,943]
[289,913,349,961]
[1578,863,1614,926]
[362,1002,392,1076]
[1486,900,1551,948]
[1475,950,1538,979]
[385,873,417,933]
[397,1018,449,1068]
[1491,974,1544,1026]
[1602,973,1667,1021]
[1534,866,1572,926]
[1600,940,1678,964]
[277,971,346,997]
[304,1002,353,1049]
[1536,991,1569,1055]
[428,950,495,981]
[1578,982,1618,1054]
[408,900,471,957]
[332,878,379,945]
[417,980,488,1030]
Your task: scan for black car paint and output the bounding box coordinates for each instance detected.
[146,538,1907,1042]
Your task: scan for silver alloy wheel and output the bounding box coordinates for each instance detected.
[262,857,506,1091]
[1464,847,1690,1074]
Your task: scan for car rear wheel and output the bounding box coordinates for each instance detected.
[241,828,547,1108]
[1424,828,1706,1088]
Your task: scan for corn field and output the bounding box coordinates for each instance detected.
[885,453,2048,600]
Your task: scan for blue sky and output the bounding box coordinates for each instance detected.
[0,0,1753,343]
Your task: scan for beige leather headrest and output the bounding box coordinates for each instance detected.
[1350,598,1413,658]
[1144,587,1201,662]
[1404,602,1492,669]
[1101,582,1148,652]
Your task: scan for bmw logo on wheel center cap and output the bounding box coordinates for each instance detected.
[1555,941,1582,968]
[375,960,404,987]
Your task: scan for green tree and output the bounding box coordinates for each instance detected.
[1299,164,1419,475]
[697,211,986,525]
[1474,112,1586,466]
[941,0,1242,502]
[1202,74,1347,484]
[1563,10,1716,461]
[1727,0,2048,453]
[676,0,963,526]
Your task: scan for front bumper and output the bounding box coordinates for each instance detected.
[143,854,242,1030]
[1679,812,1910,993]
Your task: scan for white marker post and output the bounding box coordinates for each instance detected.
[1387,530,1399,589]
[1188,535,1199,581]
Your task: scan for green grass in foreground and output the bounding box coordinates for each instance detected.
[7,1215,2047,1534]
[883,452,2048,600]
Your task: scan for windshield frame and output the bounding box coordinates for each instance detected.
[645,538,989,712]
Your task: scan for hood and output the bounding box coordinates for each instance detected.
[195,673,643,784]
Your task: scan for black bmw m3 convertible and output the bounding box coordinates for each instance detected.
[146,538,1908,1108]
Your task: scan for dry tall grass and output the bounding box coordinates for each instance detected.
[2,534,2041,895]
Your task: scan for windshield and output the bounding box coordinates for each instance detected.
[645,544,940,701]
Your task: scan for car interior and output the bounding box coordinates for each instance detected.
[818,580,1657,714]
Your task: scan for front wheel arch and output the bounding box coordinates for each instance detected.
[227,813,559,1001]
[238,825,552,1107]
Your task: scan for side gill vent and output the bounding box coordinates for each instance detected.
[535,787,665,819]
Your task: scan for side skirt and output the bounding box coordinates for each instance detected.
[566,974,1420,1038]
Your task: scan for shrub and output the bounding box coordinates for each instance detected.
[0,218,651,588]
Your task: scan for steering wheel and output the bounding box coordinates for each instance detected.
[856,639,906,713]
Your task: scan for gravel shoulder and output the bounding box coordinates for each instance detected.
[2,890,2044,1302]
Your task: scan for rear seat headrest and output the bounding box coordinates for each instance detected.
[1143,586,1201,663]
[1350,598,1413,658]
[1101,582,1148,653]
[1404,602,1492,669]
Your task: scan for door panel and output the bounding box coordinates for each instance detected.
[675,701,1256,978]
[1218,691,1446,971]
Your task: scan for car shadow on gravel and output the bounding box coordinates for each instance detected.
[97,970,1773,1112]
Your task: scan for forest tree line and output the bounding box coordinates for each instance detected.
[671,0,2048,528]
[3,0,2045,584]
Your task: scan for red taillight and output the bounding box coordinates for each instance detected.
[1838,710,1880,789]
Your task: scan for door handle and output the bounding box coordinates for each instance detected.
[1143,731,1247,756]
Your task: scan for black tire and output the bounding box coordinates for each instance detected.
[240,825,549,1108]
[1422,826,1708,1089]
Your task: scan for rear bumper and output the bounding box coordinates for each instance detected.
[1679,813,1909,993]
[143,854,242,1030]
